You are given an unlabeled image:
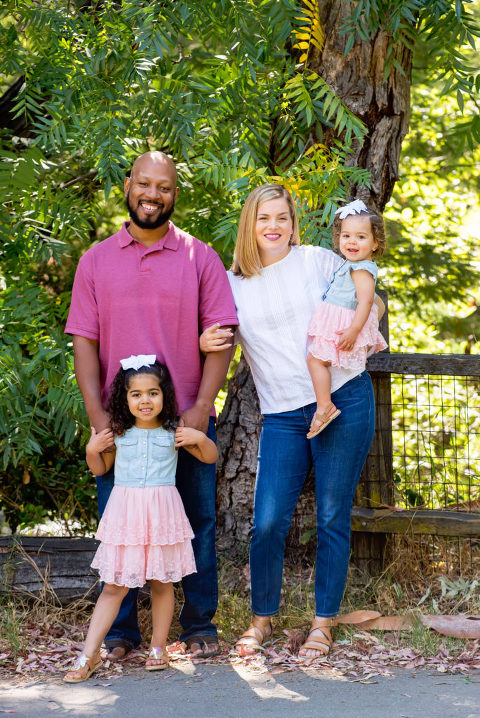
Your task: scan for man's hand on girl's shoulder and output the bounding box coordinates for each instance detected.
[87,426,115,455]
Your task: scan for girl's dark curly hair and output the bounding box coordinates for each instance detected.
[332,206,386,258]
[107,361,177,436]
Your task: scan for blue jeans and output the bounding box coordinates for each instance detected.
[250,371,375,617]
[96,418,218,648]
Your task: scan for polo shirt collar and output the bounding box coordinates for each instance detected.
[118,221,180,251]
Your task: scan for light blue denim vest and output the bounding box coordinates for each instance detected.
[114,425,177,487]
[323,259,378,310]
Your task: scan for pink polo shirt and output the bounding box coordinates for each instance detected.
[65,221,238,414]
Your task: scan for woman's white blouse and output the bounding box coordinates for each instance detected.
[227,245,361,414]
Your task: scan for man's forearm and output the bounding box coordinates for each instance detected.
[73,335,109,430]
[196,347,232,411]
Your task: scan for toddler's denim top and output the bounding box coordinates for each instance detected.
[323,259,377,311]
[114,425,177,487]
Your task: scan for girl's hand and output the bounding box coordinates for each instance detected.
[87,426,114,454]
[174,425,205,449]
[336,326,359,351]
[200,323,233,353]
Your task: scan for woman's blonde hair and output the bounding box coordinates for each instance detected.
[232,184,300,278]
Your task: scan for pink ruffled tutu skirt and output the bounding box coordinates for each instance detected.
[308,301,387,371]
[91,485,196,588]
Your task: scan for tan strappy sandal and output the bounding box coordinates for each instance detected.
[64,651,103,683]
[306,404,341,439]
[298,616,337,659]
[235,616,272,656]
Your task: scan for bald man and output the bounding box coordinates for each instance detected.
[66,152,238,659]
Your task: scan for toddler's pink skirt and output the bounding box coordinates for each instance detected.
[308,301,387,371]
[91,485,196,588]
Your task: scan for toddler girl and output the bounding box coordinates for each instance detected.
[64,355,218,682]
[306,200,387,438]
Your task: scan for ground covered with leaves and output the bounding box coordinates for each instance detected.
[1,557,480,685]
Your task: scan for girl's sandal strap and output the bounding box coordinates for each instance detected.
[145,646,169,671]
[64,652,103,683]
[307,404,341,439]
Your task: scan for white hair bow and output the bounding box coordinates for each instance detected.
[335,199,368,219]
[120,354,156,371]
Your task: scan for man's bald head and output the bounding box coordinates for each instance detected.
[124,152,179,234]
[130,151,177,185]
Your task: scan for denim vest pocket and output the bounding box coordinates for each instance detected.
[152,434,174,449]
[115,435,138,459]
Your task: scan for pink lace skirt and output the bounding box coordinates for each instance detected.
[308,301,387,371]
[91,485,196,587]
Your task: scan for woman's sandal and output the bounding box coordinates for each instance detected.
[145,646,170,671]
[63,652,103,683]
[306,404,341,439]
[235,616,272,656]
[298,617,337,660]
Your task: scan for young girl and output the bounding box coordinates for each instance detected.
[306,199,388,438]
[64,355,218,683]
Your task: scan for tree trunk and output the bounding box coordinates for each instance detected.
[311,1,412,210]
[216,1,413,548]
[216,356,261,551]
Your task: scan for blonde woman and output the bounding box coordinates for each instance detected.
[202,185,383,659]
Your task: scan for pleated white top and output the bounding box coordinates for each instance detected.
[228,245,361,414]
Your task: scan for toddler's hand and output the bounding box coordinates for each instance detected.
[199,323,233,353]
[87,427,114,454]
[175,425,204,449]
[336,326,359,351]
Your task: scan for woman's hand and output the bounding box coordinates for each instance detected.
[87,427,114,454]
[200,323,233,353]
[335,325,359,351]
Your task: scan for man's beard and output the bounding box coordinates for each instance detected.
[125,192,175,229]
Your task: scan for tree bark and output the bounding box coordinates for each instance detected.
[310,1,412,210]
[216,1,413,549]
[216,356,261,550]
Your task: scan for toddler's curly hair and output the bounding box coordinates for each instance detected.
[107,361,177,436]
[332,206,386,258]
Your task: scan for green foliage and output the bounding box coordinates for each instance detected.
[342,0,480,147]
[383,80,480,353]
[0,0,479,531]
[0,0,371,530]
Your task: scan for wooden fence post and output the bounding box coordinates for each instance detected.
[351,290,394,575]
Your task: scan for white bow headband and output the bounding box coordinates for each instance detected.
[335,199,369,220]
[120,354,156,371]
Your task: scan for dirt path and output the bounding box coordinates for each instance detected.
[1,664,480,718]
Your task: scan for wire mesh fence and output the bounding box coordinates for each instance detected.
[354,361,480,575]
[390,373,479,511]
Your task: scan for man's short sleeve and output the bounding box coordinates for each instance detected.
[198,250,239,331]
[65,253,100,340]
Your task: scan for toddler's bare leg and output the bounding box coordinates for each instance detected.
[307,353,332,411]
[306,353,340,437]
